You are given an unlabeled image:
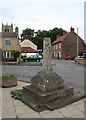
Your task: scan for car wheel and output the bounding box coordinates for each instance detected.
[25,60,27,62]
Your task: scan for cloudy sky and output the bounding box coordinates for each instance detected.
[0,0,85,41]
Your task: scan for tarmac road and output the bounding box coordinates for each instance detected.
[2,59,85,94]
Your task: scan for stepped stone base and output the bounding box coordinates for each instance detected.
[22,85,74,103]
[21,71,85,112]
[21,90,84,112]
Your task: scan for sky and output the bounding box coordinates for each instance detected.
[0,0,85,42]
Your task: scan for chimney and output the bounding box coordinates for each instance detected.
[24,35,29,39]
[15,27,19,33]
[70,27,74,33]
[63,31,67,35]
[56,35,61,39]
[15,27,19,38]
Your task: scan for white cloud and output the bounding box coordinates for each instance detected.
[0,0,84,40]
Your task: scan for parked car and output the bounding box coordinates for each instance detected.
[66,56,75,60]
[75,56,86,62]
[23,55,41,62]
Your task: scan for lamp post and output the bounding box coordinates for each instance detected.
[77,27,79,62]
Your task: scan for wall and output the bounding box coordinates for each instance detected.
[62,32,84,59]
[52,42,62,59]
[2,37,20,51]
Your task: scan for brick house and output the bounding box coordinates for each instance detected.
[0,23,21,61]
[52,27,84,59]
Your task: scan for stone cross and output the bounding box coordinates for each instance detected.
[43,37,53,73]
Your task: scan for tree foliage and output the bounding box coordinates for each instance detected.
[20,27,64,49]
[11,50,21,60]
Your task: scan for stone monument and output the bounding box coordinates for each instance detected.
[21,37,84,112]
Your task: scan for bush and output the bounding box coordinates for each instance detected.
[12,50,21,60]
[21,55,26,59]
[2,75,15,78]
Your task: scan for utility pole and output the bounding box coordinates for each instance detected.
[77,27,79,59]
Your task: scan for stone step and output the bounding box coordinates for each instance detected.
[23,85,74,103]
[45,93,85,110]
[21,92,84,112]
[21,93,47,112]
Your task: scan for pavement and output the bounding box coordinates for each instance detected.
[0,81,85,119]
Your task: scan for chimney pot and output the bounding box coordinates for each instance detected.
[25,35,29,39]
[70,27,74,33]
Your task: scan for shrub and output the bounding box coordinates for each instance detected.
[10,91,22,99]
[21,55,26,59]
[2,75,15,78]
[11,50,21,61]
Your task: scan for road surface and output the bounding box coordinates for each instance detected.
[2,59,85,94]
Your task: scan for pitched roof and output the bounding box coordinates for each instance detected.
[20,39,37,50]
[21,47,38,53]
[52,32,69,45]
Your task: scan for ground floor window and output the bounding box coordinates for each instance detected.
[4,51,12,58]
[54,52,55,57]
[56,52,58,57]
[59,52,61,58]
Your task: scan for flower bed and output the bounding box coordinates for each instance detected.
[2,75,17,87]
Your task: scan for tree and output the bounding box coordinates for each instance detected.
[20,27,64,49]
[21,28,34,40]
[11,50,21,61]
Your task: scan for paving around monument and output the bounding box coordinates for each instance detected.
[18,37,85,112]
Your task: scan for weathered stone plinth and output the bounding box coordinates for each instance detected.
[21,37,84,112]
[21,71,84,112]
[22,85,73,104]
[31,71,64,92]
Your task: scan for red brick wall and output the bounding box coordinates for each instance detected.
[52,32,84,60]
[62,32,84,59]
[52,42,62,59]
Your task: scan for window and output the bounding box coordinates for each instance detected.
[34,55,38,58]
[4,51,12,58]
[54,45,55,50]
[56,45,58,49]
[5,40,11,46]
[54,52,55,57]
[56,52,58,57]
[29,55,34,58]
[59,44,61,49]
[59,52,61,57]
